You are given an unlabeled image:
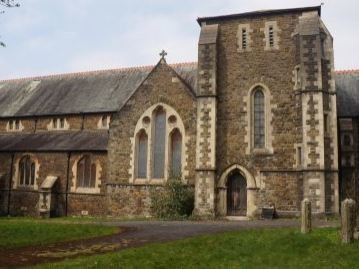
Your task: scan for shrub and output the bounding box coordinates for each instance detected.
[150,177,194,219]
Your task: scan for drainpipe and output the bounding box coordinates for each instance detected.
[7,153,14,216]
[65,152,71,216]
[34,118,38,133]
[81,114,85,130]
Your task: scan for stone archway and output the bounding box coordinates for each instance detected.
[217,164,258,218]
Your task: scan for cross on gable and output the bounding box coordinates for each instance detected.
[159,50,167,60]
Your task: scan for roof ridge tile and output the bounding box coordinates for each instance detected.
[336,69,359,75]
[0,62,198,83]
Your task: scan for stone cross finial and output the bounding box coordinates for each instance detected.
[159,49,167,60]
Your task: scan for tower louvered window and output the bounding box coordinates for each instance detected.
[242,28,247,50]
[269,26,274,47]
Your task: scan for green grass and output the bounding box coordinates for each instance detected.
[0,217,118,249]
[33,228,359,269]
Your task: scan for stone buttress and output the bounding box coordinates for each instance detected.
[194,24,219,216]
[296,11,339,214]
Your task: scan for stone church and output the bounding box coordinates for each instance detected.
[0,6,357,218]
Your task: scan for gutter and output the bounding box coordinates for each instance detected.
[65,152,71,216]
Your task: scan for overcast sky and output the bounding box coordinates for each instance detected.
[0,0,358,80]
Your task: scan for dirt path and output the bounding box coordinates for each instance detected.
[0,219,338,268]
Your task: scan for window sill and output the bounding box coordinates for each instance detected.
[149,178,165,184]
[73,187,100,194]
[133,178,165,185]
[133,178,148,185]
[251,148,273,156]
[13,185,38,191]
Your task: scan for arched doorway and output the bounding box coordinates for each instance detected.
[227,171,247,216]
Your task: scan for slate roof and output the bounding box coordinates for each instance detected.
[336,70,359,117]
[0,130,108,152]
[0,62,197,118]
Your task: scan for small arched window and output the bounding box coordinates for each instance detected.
[253,88,265,149]
[19,155,36,186]
[137,130,148,178]
[101,115,108,128]
[77,155,96,188]
[170,129,182,177]
[153,107,166,178]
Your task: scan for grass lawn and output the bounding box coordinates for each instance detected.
[0,217,118,249]
[33,227,359,269]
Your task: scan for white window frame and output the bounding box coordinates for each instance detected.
[71,154,102,194]
[12,154,39,190]
[48,117,69,130]
[7,119,24,132]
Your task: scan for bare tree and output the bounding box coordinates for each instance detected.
[1,0,20,47]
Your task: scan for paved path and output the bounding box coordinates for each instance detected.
[0,219,338,268]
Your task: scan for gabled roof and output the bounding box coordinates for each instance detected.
[0,62,197,118]
[197,6,321,25]
[336,70,359,117]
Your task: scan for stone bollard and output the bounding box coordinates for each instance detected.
[341,199,356,244]
[301,198,311,234]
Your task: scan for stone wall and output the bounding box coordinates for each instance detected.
[106,184,157,217]
[0,152,107,216]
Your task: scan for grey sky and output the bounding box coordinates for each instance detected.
[0,0,358,79]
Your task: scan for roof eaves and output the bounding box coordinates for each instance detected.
[197,6,321,25]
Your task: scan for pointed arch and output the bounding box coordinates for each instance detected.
[245,83,274,154]
[217,164,258,218]
[152,106,166,178]
[18,155,36,187]
[136,129,148,179]
[130,103,187,183]
[169,128,182,177]
[218,164,257,189]
[253,88,265,149]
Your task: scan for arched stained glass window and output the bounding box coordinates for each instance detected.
[253,89,265,149]
[19,155,36,186]
[137,130,148,178]
[153,108,166,178]
[170,129,182,177]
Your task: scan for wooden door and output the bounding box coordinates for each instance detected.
[227,172,247,216]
